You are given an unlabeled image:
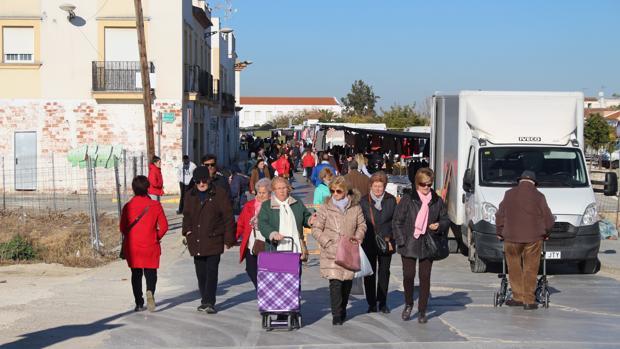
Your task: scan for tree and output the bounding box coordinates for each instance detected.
[380,103,429,129]
[340,80,380,116]
[585,113,614,152]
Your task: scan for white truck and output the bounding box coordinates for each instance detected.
[431,91,617,273]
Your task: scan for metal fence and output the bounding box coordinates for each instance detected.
[92,61,155,92]
[0,152,148,254]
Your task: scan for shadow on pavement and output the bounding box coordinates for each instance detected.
[1,311,130,349]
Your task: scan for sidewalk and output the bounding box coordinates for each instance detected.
[599,238,620,275]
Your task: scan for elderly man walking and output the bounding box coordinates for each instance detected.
[495,170,554,310]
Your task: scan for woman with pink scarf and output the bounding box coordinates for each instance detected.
[393,168,449,323]
[235,178,271,288]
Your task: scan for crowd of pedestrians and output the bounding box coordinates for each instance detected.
[119,139,552,326]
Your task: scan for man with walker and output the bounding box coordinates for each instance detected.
[496,170,555,310]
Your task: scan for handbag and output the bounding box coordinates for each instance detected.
[335,237,361,271]
[251,228,265,255]
[368,196,390,255]
[119,206,149,259]
[422,230,450,261]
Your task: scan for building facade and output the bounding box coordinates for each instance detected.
[238,97,343,128]
[0,0,239,193]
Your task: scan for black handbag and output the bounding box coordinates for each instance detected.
[423,230,449,261]
[368,196,391,255]
[120,206,149,259]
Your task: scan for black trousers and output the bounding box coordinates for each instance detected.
[178,182,192,212]
[363,246,392,307]
[244,249,258,289]
[401,256,433,311]
[329,279,353,319]
[131,268,157,306]
[194,255,221,306]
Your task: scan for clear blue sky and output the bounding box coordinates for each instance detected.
[220,0,620,111]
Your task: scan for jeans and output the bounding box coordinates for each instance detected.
[329,279,353,319]
[131,268,157,306]
[504,240,542,304]
[401,256,433,311]
[194,255,221,306]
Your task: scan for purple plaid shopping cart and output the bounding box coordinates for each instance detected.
[257,237,302,331]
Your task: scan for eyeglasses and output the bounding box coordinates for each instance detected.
[329,189,344,194]
[197,179,209,184]
[204,163,216,167]
[418,182,433,188]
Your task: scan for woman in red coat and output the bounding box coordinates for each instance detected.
[235,178,271,288]
[120,175,169,312]
[271,153,291,178]
[147,155,164,201]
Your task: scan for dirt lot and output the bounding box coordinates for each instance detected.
[0,210,119,267]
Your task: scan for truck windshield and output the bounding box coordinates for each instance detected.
[479,147,588,187]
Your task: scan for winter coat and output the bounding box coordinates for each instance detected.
[360,192,397,251]
[182,186,236,257]
[392,189,449,259]
[229,173,249,214]
[257,195,313,250]
[249,167,271,193]
[311,191,367,281]
[344,170,370,198]
[147,164,164,196]
[120,196,169,269]
[302,152,316,168]
[313,183,331,205]
[236,199,259,263]
[310,161,336,186]
[496,181,555,243]
[272,156,290,177]
[210,172,232,199]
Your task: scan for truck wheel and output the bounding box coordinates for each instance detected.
[470,251,487,273]
[579,259,600,274]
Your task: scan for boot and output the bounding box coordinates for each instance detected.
[401,304,413,321]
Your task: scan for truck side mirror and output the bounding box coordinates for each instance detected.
[463,169,474,193]
[604,172,618,196]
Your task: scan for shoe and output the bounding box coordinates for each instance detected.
[332,316,343,326]
[367,306,377,313]
[134,304,146,312]
[205,305,218,314]
[418,311,428,324]
[341,310,347,322]
[401,304,413,321]
[523,303,538,310]
[176,210,182,214]
[146,291,155,312]
[197,304,209,312]
[379,305,391,314]
[505,299,524,307]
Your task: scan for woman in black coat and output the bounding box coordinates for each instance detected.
[360,171,397,314]
[393,168,449,323]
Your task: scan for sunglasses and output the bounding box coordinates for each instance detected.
[204,163,217,167]
[418,182,433,188]
[329,189,344,194]
[196,179,210,184]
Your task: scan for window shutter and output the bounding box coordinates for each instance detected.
[3,27,34,63]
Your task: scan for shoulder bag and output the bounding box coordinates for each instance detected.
[368,196,390,255]
[119,206,149,259]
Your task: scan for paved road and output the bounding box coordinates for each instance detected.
[2,172,620,348]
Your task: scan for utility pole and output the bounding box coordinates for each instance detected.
[134,0,155,160]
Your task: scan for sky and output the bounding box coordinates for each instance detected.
[219,0,620,111]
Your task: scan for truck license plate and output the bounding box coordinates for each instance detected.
[545,251,561,259]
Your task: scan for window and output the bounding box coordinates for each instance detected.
[266,111,273,120]
[104,27,138,61]
[3,27,34,63]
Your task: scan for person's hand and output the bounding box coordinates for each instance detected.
[428,223,439,231]
[308,213,317,226]
[272,232,285,241]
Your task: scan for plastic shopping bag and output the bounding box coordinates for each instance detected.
[351,277,364,295]
[354,244,373,278]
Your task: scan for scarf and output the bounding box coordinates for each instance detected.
[414,190,432,239]
[332,196,349,213]
[370,192,385,211]
[248,199,265,253]
[274,196,300,252]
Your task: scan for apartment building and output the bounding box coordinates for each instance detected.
[0,0,239,193]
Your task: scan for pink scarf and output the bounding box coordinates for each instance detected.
[414,190,432,239]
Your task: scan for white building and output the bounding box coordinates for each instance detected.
[238,97,343,128]
[0,0,240,193]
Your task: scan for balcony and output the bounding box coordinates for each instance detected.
[92,61,154,97]
[185,64,215,102]
[222,92,236,114]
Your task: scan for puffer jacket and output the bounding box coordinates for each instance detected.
[311,190,367,281]
[392,189,449,259]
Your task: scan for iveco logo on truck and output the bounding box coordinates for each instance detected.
[518,137,542,142]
